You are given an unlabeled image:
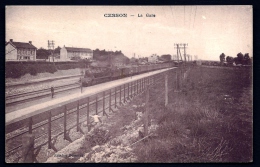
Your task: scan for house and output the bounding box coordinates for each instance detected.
[5,39,37,61]
[111,54,129,67]
[60,46,93,61]
[138,57,148,65]
[157,57,167,63]
[148,54,159,63]
[130,57,137,63]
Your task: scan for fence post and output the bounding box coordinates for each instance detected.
[143,78,144,90]
[22,133,35,163]
[28,117,32,134]
[134,81,136,96]
[141,78,143,92]
[145,78,146,89]
[120,85,122,104]
[96,95,98,115]
[77,100,80,132]
[146,77,147,88]
[21,117,34,162]
[128,82,130,99]
[141,78,144,92]
[144,86,150,136]
[200,66,202,80]
[131,82,133,97]
[48,111,52,149]
[109,89,112,112]
[103,91,105,116]
[64,105,67,139]
[115,87,117,108]
[165,74,168,107]
[87,97,90,132]
[137,80,139,95]
[143,78,144,92]
[124,84,126,103]
[175,70,178,90]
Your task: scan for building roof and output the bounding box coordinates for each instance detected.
[6,41,37,49]
[65,47,92,53]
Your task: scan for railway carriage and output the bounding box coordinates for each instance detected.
[121,67,130,78]
[81,63,172,87]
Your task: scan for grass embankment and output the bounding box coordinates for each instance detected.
[45,66,252,163]
[133,66,252,162]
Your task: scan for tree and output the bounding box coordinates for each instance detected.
[219,53,226,65]
[244,53,251,65]
[226,56,234,66]
[54,46,61,54]
[161,54,171,61]
[236,52,244,65]
[36,48,49,59]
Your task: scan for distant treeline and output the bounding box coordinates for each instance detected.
[220,52,252,66]
[93,49,128,61]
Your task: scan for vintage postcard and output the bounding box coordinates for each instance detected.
[5,6,252,163]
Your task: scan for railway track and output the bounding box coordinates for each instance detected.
[6,64,172,106]
[5,67,173,162]
[6,83,81,106]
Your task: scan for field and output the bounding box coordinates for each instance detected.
[131,66,252,162]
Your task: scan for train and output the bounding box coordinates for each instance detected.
[81,63,174,87]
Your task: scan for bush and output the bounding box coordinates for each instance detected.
[46,64,57,73]
[29,66,38,76]
[9,66,22,78]
[85,128,111,147]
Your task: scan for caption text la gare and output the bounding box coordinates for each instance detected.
[104,13,156,17]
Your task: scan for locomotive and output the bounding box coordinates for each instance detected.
[81,63,173,87]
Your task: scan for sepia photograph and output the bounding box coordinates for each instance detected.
[5,5,252,163]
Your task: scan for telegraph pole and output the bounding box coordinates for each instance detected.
[183,43,187,63]
[109,50,111,67]
[48,40,55,62]
[174,43,188,65]
[176,44,179,63]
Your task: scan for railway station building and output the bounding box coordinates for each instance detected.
[60,46,93,61]
[5,39,37,61]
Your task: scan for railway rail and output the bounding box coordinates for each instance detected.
[5,70,169,162]
[6,63,173,106]
[5,65,175,162]
[6,83,81,106]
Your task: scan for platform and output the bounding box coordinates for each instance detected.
[6,67,175,125]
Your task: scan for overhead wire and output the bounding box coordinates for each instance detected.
[193,6,197,28]
[189,6,192,29]
[184,6,185,26]
[170,6,175,22]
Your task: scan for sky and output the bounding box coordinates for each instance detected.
[6,6,252,60]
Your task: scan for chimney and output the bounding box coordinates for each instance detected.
[29,41,32,45]
[10,39,13,42]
